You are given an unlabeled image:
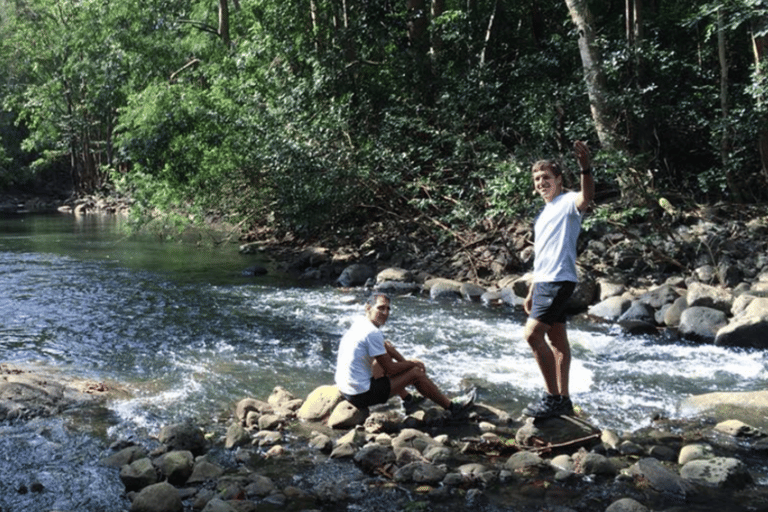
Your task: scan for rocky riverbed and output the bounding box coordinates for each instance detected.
[4,194,768,511]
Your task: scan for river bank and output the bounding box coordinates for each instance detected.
[4,362,768,512]
[4,193,762,510]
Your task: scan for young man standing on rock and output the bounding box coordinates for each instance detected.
[335,292,474,416]
[521,141,594,419]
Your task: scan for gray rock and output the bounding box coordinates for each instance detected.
[157,422,207,456]
[328,400,368,429]
[426,278,463,300]
[680,457,753,489]
[374,280,421,295]
[200,498,238,512]
[225,422,250,449]
[394,461,447,483]
[100,445,148,469]
[588,296,631,321]
[155,450,194,485]
[504,451,548,473]
[715,315,768,349]
[627,457,695,496]
[120,458,158,492]
[663,296,688,327]
[605,497,649,512]
[617,301,656,324]
[129,482,183,512]
[187,459,225,483]
[639,284,681,309]
[354,444,396,473]
[337,263,375,287]
[686,282,734,313]
[678,443,715,465]
[678,306,728,343]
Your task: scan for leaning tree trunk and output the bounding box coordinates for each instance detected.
[564,0,623,152]
[752,24,768,188]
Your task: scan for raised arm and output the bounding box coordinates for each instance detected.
[574,140,595,212]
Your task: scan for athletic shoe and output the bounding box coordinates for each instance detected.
[522,394,574,419]
[449,387,477,417]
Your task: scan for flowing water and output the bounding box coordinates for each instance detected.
[1,212,767,511]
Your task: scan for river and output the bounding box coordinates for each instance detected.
[1,212,767,511]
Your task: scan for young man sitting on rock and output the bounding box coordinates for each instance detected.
[334,292,474,416]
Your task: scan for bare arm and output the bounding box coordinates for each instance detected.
[574,141,595,212]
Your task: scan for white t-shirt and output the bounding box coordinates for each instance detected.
[533,191,583,283]
[335,316,386,395]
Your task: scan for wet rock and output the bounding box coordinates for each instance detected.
[715,315,768,349]
[129,482,183,512]
[394,461,447,484]
[680,457,753,489]
[155,450,194,485]
[337,263,375,287]
[425,278,463,300]
[627,458,695,497]
[353,444,396,473]
[225,422,250,449]
[588,295,631,321]
[187,459,225,483]
[157,422,207,456]
[235,398,271,425]
[100,445,148,469]
[120,458,158,492]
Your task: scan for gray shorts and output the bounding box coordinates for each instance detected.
[529,281,576,325]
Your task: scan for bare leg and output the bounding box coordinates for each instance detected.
[546,322,571,397]
[523,317,559,395]
[373,360,409,399]
[388,366,451,409]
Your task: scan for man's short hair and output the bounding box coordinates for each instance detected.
[366,292,391,307]
[531,159,562,177]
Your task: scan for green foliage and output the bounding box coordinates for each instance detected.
[3,0,768,237]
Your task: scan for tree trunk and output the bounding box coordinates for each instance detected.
[218,0,230,46]
[752,24,768,185]
[479,0,498,66]
[431,0,445,55]
[717,8,744,201]
[564,0,622,151]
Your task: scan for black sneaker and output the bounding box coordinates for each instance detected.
[522,394,574,419]
[449,388,476,417]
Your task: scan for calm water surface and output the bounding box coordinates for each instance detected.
[1,212,767,510]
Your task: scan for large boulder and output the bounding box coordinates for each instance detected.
[678,306,728,343]
[337,264,376,287]
[157,422,207,456]
[680,457,753,489]
[715,315,768,349]
[686,282,733,313]
[588,295,631,321]
[297,385,343,421]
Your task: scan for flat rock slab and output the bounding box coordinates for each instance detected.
[0,363,128,421]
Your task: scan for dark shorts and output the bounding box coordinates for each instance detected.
[342,377,391,409]
[529,281,576,325]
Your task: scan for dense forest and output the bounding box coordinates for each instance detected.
[1,0,767,240]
